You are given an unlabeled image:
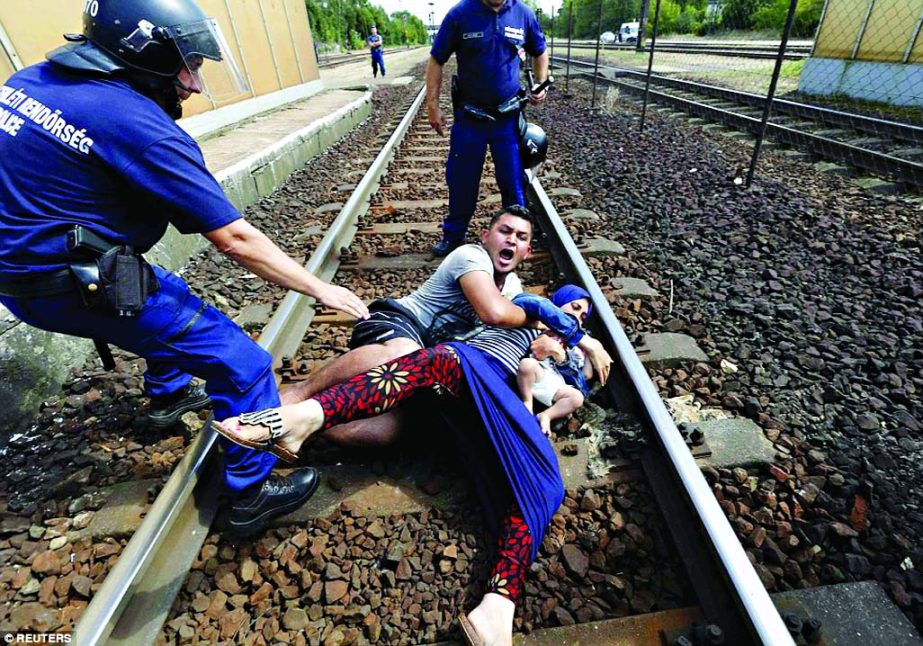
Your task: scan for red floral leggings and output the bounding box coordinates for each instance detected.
[313,345,534,605]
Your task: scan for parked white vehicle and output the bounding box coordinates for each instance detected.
[618,22,640,43]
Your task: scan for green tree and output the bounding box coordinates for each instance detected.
[750,0,823,37]
[304,0,430,51]
[719,0,770,30]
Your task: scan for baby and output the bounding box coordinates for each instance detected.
[517,285,594,436]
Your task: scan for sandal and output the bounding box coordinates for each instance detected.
[211,408,299,463]
[458,613,485,646]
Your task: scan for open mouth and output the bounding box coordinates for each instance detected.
[498,248,515,261]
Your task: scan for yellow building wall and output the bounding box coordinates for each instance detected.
[0,53,14,82]
[0,0,320,117]
[813,0,868,59]
[288,0,319,83]
[814,0,923,63]
[857,0,923,62]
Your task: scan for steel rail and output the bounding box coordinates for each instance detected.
[527,177,795,645]
[556,55,923,144]
[73,84,427,646]
[260,84,428,361]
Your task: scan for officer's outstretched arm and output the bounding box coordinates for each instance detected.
[426,57,446,136]
[458,271,529,328]
[205,219,370,320]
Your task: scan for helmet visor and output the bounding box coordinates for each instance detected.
[165,19,249,104]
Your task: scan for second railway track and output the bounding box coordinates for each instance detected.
[553,55,923,192]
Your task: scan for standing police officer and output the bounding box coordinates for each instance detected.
[0,0,369,536]
[427,0,549,256]
[368,26,386,79]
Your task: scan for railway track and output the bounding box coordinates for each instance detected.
[318,50,402,68]
[553,55,923,191]
[67,79,800,644]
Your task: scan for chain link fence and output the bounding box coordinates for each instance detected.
[543,0,923,191]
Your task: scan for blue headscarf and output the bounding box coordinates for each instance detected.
[551,284,592,318]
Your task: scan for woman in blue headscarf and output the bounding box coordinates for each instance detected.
[518,284,594,436]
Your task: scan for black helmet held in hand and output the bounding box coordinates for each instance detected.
[519,121,548,170]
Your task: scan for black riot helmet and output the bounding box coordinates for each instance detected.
[519,121,549,170]
[47,0,248,113]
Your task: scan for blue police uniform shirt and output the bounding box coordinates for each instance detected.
[368,34,383,51]
[0,62,240,276]
[431,0,546,107]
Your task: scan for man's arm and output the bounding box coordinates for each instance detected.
[458,271,529,327]
[426,56,446,136]
[205,218,370,320]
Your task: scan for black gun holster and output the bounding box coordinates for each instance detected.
[65,226,159,317]
[451,74,460,114]
[94,246,159,317]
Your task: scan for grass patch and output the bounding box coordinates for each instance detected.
[779,59,806,80]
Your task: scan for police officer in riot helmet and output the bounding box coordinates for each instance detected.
[0,0,369,536]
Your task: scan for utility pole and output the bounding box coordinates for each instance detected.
[637,0,651,52]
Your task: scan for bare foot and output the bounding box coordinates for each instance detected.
[218,399,325,455]
[536,412,552,437]
[466,593,514,646]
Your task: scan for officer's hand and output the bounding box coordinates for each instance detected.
[428,104,446,136]
[529,87,548,105]
[315,283,370,320]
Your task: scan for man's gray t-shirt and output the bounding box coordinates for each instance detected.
[397,244,523,342]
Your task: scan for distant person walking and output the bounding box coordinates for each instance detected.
[368,26,386,78]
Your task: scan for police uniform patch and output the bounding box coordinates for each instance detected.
[463,31,484,40]
[504,25,525,40]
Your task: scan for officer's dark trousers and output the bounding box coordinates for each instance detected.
[443,110,525,244]
[0,266,278,493]
[371,51,385,77]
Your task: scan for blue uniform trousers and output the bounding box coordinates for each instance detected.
[443,110,525,244]
[371,51,385,76]
[0,266,278,492]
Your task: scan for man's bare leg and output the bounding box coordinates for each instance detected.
[324,411,403,447]
[280,338,421,404]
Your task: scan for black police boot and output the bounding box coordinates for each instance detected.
[146,382,211,429]
[432,237,462,257]
[224,467,319,538]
